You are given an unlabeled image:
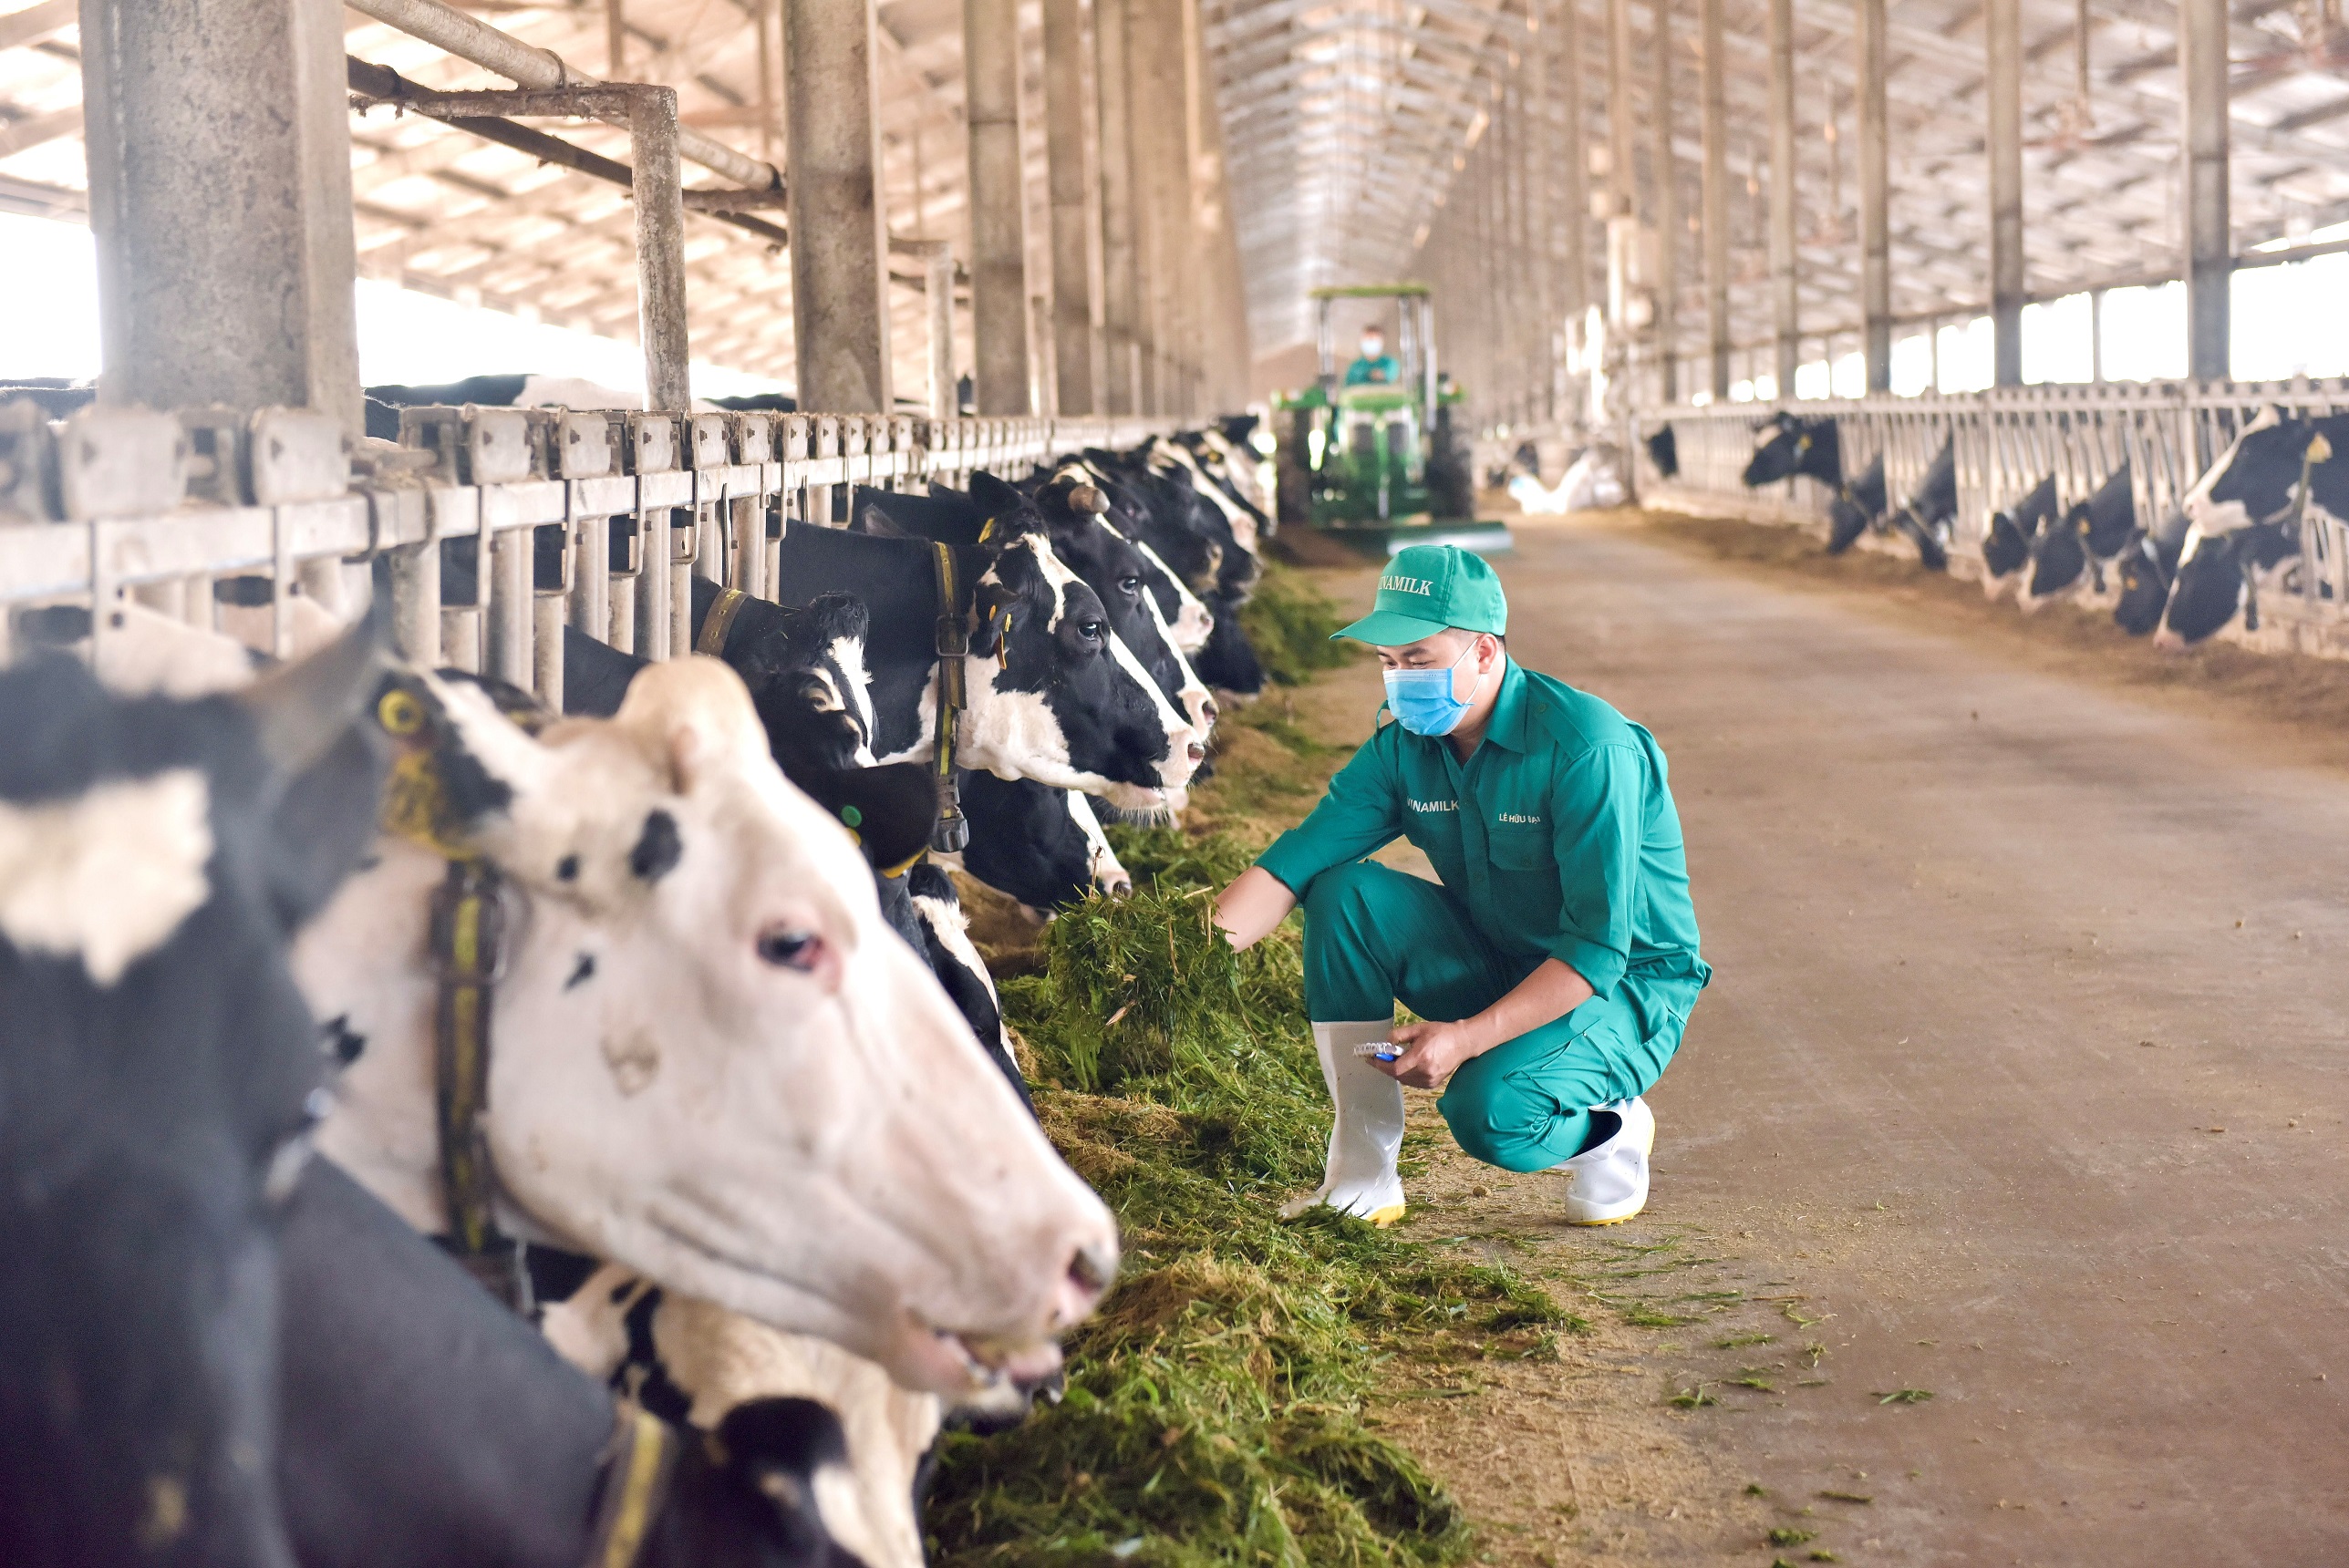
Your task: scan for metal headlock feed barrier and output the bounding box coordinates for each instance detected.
[1634,378,2349,659]
[0,401,1181,700]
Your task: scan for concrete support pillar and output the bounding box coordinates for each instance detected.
[1041,0,1094,415]
[1180,0,1208,413]
[1191,15,1247,410]
[1561,0,1590,407]
[1700,0,1730,397]
[914,242,957,418]
[966,0,1031,414]
[784,0,892,410]
[1605,0,1636,221]
[1857,0,1890,392]
[2181,0,2230,382]
[1987,0,2023,387]
[1095,0,1141,415]
[631,89,693,413]
[1652,0,1678,402]
[79,0,361,429]
[1766,0,1798,395]
[1130,0,1190,415]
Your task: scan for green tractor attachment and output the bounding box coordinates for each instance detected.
[1270,283,1510,557]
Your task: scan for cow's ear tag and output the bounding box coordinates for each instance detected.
[839,804,863,828]
[2311,433,2334,465]
[377,687,425,738]
[1795,435,1811,454]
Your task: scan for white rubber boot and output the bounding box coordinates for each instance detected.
[1554,1097,1655,1225]
[1279,1020,1408,1226]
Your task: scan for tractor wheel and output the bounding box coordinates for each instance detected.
[1276,417,1313,527]
[1426,418,1475,521]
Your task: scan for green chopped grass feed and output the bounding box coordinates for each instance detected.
[1239,565,1360,687]
[922,593,1568,1568]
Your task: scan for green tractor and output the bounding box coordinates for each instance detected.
[1270,283,1507,555]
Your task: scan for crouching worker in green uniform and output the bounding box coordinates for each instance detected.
[1214,545,1709,1226]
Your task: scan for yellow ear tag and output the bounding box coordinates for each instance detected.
[2310,433,2334,465]
[378,688,425,738]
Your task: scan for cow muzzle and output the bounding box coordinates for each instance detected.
[895,1239,1117,1395]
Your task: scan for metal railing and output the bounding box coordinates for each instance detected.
[1635,379,2349,653]
[0,401,1181,702]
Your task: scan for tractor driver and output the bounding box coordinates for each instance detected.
[1343,325,1401,386]
[1213,545,1710,1226]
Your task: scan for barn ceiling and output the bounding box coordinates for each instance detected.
[2,0,2348,392]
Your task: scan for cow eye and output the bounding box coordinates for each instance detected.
[756,926,825,972]
[1118,575,1142,597]
[1079,619,1105,643]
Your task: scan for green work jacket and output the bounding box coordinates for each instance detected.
[1257,659,1710,1033]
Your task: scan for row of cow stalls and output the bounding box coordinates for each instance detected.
[1635,378,2349,658]
[0,401,1180,687]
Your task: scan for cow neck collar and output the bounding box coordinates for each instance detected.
[930,539,971,852]
[696,583,753,656]
[371,679,530,1310]
[929,529,995,855]
[585,1406,682,1568]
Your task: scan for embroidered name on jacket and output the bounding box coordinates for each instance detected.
[1381,574,1436,595]
[1408,799,1457,813]
[1495,812,1543,824]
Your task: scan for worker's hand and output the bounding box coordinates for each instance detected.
[1376,1018,1486,1090]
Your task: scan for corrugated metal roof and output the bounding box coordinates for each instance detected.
[2,0,2346,385]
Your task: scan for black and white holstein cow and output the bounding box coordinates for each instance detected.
[852,471,1216,748]
[770,490,1201,812]
[295,658,1120,1393]
[1824,453,1888,554]
[1644,424,1680,480]
[0,617,389,1568]
[1885,439,1958,573]
[951,768,1131,912]
[1177,423,1274,531]
[1146,434,1267,564]
[2157,410,2349,647]
[1744,413,1888,555]
[322,635,1028,1568]
[1744,416,1949,569]
[1979,473,2059,602]
[2112,527,2187,637]
[1074,452,1266,696]
[2016,463,2138,613]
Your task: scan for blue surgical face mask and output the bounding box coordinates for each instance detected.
[1383,642,1488,736]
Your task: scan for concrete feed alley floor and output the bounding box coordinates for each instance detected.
[1340,514,2349,1567]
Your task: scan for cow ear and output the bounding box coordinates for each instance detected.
[236,602,395,930]
[968,470,1023,512]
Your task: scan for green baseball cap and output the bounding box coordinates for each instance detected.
[1332,543,1509,645]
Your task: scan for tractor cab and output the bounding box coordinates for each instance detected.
[1271,284,1507,555]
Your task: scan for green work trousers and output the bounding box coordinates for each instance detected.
[1300,861,1689,1172]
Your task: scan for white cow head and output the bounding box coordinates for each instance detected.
[300,658,1117,1396]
